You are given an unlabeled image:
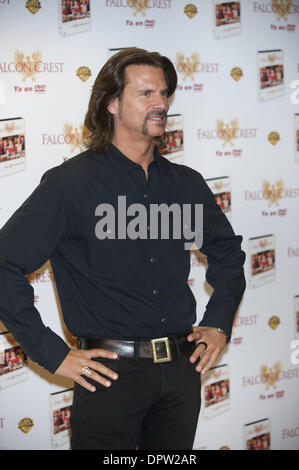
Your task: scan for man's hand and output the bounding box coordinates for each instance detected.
[54,348,119,392]
[187,326,227,374]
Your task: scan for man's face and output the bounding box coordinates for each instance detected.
[108,64,169,141]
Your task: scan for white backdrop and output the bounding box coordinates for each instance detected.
[0,0,299,450]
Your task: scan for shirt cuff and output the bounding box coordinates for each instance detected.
[30,327,70,374]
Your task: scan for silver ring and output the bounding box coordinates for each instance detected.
[81,366,91,376]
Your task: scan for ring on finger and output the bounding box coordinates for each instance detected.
[81,366,91,376]
[197,341,208,351]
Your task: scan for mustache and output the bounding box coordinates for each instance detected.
[146,110,167,120]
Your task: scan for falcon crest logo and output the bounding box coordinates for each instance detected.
[268,53,277,63]
[63,122,86,153]
[216,119,238,146]
[176,52,200,81]
[5,122,15,133]
[128,0,149,16]
[254,424,263,434]
[260,362,281,390]
[271,0,293,21]
[262,179,283,206]
[214,181,223,191]
[166,118,175,129]
[63,392,73,404]
[211,369,222,380]
[14,49,42,82]
[259,239,268,248]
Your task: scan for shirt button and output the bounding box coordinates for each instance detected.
[150,257,156,263]
[144,193,149,198]
[153,289,159,295]
[161,318,166,323]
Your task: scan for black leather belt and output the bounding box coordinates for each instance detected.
[78,330,195,364]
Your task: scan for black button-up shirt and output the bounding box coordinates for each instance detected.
[0,144,246,373]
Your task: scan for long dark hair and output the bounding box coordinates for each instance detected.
[84,47,177,156]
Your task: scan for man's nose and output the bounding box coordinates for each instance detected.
[153,93,168,111]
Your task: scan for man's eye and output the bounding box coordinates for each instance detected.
[143,91,151,96]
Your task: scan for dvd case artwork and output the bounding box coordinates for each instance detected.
[0,331,28,390]
[58,0,91,37]
[244,418,271,450]
[213,0,241,39]
[206,176,231,222]
[248,234,275,288]
[202,364,230,419]
[257,49,284,102]
[156,114,184,164]
[50,388,74,448]
[0,118,26,177]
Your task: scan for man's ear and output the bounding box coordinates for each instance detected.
[107,96,119,116]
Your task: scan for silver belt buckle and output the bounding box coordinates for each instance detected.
[151,337,172,363]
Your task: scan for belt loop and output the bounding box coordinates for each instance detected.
[77,337,81,349]
[174,337,181,360]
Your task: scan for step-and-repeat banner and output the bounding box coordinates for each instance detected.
[0,0,299,450]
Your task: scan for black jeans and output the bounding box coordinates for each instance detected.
[70,348,201,450]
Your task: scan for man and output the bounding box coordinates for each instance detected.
[0,48,246,450]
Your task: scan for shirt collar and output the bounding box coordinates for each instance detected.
[105,142,162,174]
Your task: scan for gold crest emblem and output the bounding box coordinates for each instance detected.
[14,49,42,82]
[271,0,293,21]
[216,119,238,147]
[76,66,91,82]
[211,369,222,380]
[184,4,198,19]
[63,122,86,153]
[268,316,280,330]
[259,239,268,249]
[219,446,230,450]
[268,131,280,145]
[254,424,263,434]
[176,52,200,81]
[214,181,223,191]
[18,417,34,434]
[268,53,277,62]
[260,362,281,390]
[63,392,73,404]
[166,118,175,129]
[5,122,15,133]
[262,179,283,207]
[128,0,149,16]
[230,67,243,81]
[25,0,42,15]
